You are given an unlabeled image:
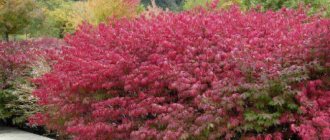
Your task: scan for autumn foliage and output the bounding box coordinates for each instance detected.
[30,7,330,140]
[0,38,63,125]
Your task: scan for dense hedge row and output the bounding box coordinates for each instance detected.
[29,7,330,140]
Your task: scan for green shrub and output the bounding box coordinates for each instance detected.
[242,0,330,17]
[182,0,330,17]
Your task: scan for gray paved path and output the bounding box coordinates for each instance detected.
[0,126,53,140]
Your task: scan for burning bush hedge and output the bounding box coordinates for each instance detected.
[30,7,330,140]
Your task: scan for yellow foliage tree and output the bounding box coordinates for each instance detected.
[183,0,241,10]
[0,0,41,41]
[66,0,142,32]
[42,0,74,37]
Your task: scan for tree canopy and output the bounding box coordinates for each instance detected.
[0,0,42,41]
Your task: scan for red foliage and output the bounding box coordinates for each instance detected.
[0,38,63,88]
[292,80,330,140]
[31,8,330,140]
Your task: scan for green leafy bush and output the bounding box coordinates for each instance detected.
[182,0,330,17]
[242,0,330,17]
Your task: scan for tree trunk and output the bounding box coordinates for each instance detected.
[3,32,9,42]
[163,0,179,11]
[151,0,157,7]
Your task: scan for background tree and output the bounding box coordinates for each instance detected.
[141,0,184,11]
[0,0,42,41]
[63,0,142,33]
[41,0,75,38]
[242,0,330,16]
[183,0,241,10]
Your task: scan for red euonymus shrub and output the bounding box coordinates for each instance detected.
[30,7,330,140]
[292,80,330,140]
